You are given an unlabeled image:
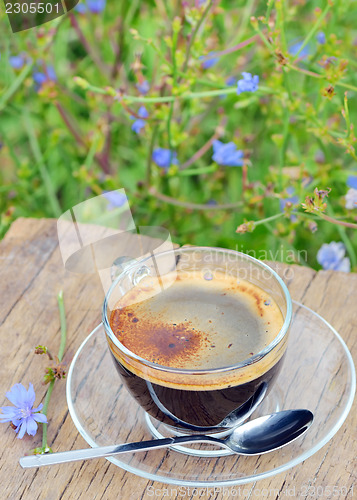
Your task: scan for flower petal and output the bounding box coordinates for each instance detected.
[212,140,223,153]
[5,383,27,407]
[347,176,357,190]
[32,403,43,413]
[17,421,27,439]
[131,119,145,133]
[138,106,149,118]
[26,383,36,407]
[11,418,22,427]
[33,413,47,424]
[221,143,237,155]
[0,415,14,423]
[0,407,19,420]
[336,257,351,273]
[0,406,19,415]
[26,418,38,436]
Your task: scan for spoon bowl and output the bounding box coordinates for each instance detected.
[223,409,313,455]
[19,409,313,468]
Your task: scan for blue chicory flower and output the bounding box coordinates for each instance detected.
[317,242,351,272]
[347,175,357,190]
[152,148,178,171]
[0,383,47,439]
[75,0,106,14]
[236,72,259,95]
[9,54,26,70]
[74,2,87,13]
[103,191,128,210]
[288,40,310,59]
[33,65,57,91]
[316,32,326,44]
[130,106,149,134]
[345,188,357,210]
[200,53,219,69]
[212,140,244,167]
[87,0,106,13]
[136,80,150,95]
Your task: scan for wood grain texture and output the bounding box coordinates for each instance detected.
[0,218,355,500]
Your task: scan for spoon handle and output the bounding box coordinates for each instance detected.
[19,435,224,468]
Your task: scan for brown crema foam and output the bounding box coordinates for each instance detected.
[108,270,286,390]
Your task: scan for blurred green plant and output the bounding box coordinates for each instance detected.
[0,0,356,271]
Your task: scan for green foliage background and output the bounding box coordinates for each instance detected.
[0,0,356,270]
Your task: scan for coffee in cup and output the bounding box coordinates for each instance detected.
[103,248,291,431]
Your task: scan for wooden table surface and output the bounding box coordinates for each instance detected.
[0,218,356,500]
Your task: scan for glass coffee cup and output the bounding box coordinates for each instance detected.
[102,247,292,434]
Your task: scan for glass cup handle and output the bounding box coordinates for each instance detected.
[110,256,151,285]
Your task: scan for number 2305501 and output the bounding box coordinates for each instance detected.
[5,3,60,14]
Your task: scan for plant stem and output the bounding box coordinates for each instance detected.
[266,0,274,21]
[254,213,285,226]
[208,35,258,58]
[182,0,214,73]
[111,1,127,81]
[335,81,357,92]
[41,381,55,451]
[275,0,287,52]
[84,134,101,169]
[300,210,357,267]
[327,206,357,268]
[167,22,180,151]
[148,187,243,210]
[177,165,217,176]
[286,64,357,92]
[0,64,33,112]
[167,101,174,151]
[55,102,86,147]
[41,290,67,451]
[180,126,222,170]
[285,63,324,80]
[57,291,67,363]
[146,125,159,187]
[69,13,109,77]
[55,102,111,174]
[293,2,331,59]
[318,213,357,229]
[299,209,357,229]
[279,108,290,190]
[343,92,351,138]
[84,83,273,103]
[126,0,141,26]
[253,24,276,55]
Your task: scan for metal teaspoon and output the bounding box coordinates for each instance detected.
[19,409,313,468]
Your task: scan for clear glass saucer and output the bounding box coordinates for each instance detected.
[66,301,355,486]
